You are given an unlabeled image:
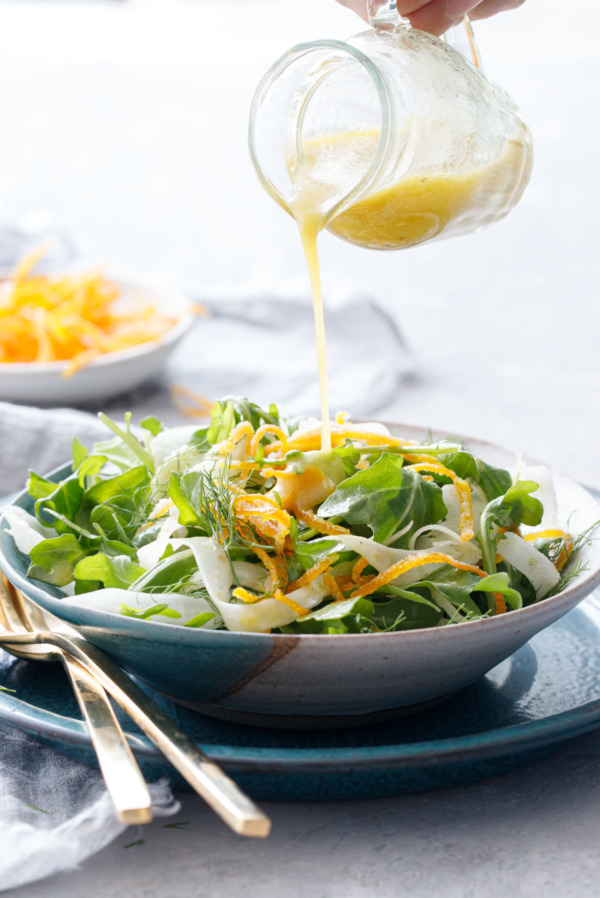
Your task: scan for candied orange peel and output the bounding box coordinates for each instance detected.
[0,242,178,375]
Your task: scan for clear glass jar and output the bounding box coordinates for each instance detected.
[249,4,533,250]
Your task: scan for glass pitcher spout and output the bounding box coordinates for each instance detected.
[249,18,532,252]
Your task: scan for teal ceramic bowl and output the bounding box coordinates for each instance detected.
[2,426,600,729]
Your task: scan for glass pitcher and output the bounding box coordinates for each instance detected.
[248,1,533,250]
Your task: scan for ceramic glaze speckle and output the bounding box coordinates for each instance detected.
[1,425,600,728]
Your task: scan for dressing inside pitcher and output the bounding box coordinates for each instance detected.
[249,4,533,448]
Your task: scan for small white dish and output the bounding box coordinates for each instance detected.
[0,280,195,406]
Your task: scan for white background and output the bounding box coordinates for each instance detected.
[0,0,599,482]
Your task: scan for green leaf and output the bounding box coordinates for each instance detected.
[140,416,164,437]
[319,454,447,545]
[85,465,149,508]
[72,437,89,469]
[32,472,84,533]
[74,554,146,589]
[184,612,215,628]
[28,535,87,586]
[97,412,155,473]
[130,549,197,593]
[206,400,236,445]
[479,480,543,574]
[27,471,60,500]
[439,449,512,501]
[120,603,181,620]
[168,473,202,527]
[282,597,375,634]
[476,462,513,502]
[472,572,523,611]
[189,427,211,454]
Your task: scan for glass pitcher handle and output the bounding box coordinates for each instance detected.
[367,0,410,29]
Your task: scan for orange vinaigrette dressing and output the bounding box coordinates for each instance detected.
[289,128,531,450]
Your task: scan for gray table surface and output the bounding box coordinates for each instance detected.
[2,0,600,894]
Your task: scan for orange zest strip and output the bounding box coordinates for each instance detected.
[170,384,213,419]
[254,545,288,592]
[352,556,370,585]
[273,590,310,617]
[294,506,349,536]
[494,593,507,615]
[217,422,255,456]
[262,427,415,456]
[234,585,309,618]
[0,243,177,371]
[524,529,574,572]
[524,529,567,542]
[401,453,440,465]
[350,551,486,600]
[232,586,263,605]
[249,425,288,458]
[556,535,574,572]
[233,491,291,549]
[408,462,474,542]
[323,569,345,602]
[288,555,338,592]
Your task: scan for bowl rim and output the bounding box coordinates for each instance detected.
[0,279,195,376]
[1,426,600,642]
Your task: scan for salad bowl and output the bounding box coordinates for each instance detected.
[1,425,600,729]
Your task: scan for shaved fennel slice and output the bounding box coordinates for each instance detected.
[63,587,217,627]
[2,507,56,555]
[169,536,328,632]
[521,466,561,532]
[441,482,487,536]
[409,525,482,564]
[232,561,269,591]
[498,531,560,598]
[136,515,188,570]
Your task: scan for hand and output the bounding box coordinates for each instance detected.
[335,0,525,36]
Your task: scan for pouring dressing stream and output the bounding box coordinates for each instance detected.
[250,5,533,451]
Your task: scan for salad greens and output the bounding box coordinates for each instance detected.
[3,397,588,634]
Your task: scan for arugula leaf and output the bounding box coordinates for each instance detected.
[130,549,198,593]
[28,472,60,501]
[32,473,85,534]
[438,449,512,501]
[319,454,447,545]
[206,400,236,445]
[477,462,513,502]
[140,416,164,437]
[281,597,375,634]
[168,473,203,527]
[480,480,543,574]
[73,553,146,589]
[472,572,523,611]
[28,534,87,586]
[72,437,89,469]
[97,413,155,473]
[287,536,352,580]
[120,603,181,620]
[184,612,215,628]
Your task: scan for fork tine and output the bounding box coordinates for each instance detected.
[9,582,46,633]
[0,575,26,633]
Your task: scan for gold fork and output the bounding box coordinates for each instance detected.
[0,575,153,825]
[0,579,271,838]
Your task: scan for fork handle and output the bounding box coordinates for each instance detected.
[63,656,153,826]
[5,630,270,837]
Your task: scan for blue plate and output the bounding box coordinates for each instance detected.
[3,591,600,801]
